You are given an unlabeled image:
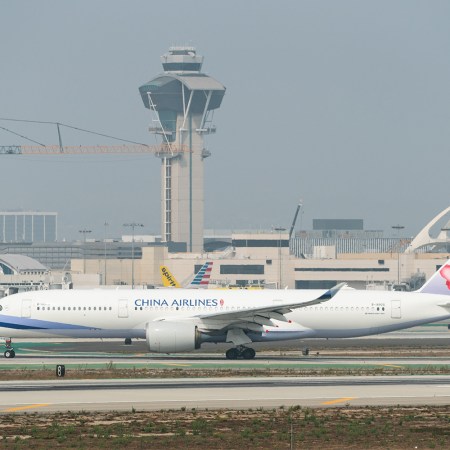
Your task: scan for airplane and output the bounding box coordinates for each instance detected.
[161,262,263,290]
[160,261,213,288]
[1,261,450,360]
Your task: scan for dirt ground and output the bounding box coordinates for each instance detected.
[1,405,450,449]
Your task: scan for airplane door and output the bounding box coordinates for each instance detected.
[118,299,128,318]
[391,300,401,319]
[21,299,32,318]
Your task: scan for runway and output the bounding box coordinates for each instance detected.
[1,376,450,413]
[1,334,450,413]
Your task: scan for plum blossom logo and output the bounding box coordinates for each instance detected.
[439,264,450,290]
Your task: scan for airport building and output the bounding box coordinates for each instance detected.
[0,254,51,296]
[0,211,57,243]
[69,207,449,291]
[0,208,448,291]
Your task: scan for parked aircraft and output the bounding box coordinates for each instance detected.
[160,261,213,288]
[1,261,450,359]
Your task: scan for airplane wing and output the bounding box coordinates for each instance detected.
[195,282,346,326]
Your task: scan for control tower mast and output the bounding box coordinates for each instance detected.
[139,47,225,252]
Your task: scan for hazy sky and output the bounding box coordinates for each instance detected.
[1,1,449,240]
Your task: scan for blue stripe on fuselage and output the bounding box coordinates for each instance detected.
[0,315,100,331]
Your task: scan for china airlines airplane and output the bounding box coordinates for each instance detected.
[1,261,450,359]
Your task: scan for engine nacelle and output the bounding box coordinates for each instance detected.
[146,321,201,353]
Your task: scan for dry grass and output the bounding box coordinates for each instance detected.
[1,405,450,449]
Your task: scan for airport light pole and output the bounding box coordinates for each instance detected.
[392,225,405,286]
[78,228,92,274]
[124,222,144,289]
[274,227,286,289]
[103,221,109,285]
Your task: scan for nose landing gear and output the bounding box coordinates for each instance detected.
[225,346,256,360]
[3,338,15,358]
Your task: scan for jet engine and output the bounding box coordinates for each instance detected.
[146,321,201,353]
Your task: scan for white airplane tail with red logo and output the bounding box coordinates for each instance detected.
[418,260,450,295]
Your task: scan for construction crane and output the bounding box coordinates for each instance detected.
[288,201,303,240]
[0,119,189,159]
[0,143,189,158]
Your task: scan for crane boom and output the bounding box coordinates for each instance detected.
[288,202,303,240]
[0,144,190,158]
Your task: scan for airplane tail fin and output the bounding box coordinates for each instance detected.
[160,266,181,288]
[188,261,213,288]
[417,260,450,295]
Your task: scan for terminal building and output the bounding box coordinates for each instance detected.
[67,207,449,291]
[0,207,448,292]
[0,211,57,243]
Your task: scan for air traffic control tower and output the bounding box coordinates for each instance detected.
[139,47,225,252]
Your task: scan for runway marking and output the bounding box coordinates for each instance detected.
[321,397,356,405]
[377,364,404,369]
[164,363,192,367]
[3,403,50,412]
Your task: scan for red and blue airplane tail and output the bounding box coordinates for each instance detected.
[188,261,213,288]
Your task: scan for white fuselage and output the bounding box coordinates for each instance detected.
[0,288,449,343]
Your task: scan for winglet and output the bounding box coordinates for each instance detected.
[296,282,346,309]
[316,282,347,301]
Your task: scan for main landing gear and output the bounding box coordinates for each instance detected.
[3,338,15,358]
[225,346,256,360]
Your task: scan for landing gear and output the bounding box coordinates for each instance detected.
[124,338,132,345]
[225,346,256,360]
[4,349,15,358]
[3,338,15,358]
[225,348,239,360]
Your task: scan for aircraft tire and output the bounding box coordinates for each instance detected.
[4,349,15,358]
[225,348,239,360]
[241,348,256,360]
[124,338,132,345]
